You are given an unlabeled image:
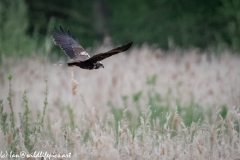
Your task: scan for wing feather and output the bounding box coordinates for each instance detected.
[51,26,90,61]
[84,42,132,63]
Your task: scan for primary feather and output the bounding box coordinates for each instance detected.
[51,26,90,61]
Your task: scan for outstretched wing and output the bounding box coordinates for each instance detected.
[85,42,132,63]
[51,26,90,61]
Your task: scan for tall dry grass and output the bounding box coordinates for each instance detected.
[0,44,240,159]
[0,46,239,116]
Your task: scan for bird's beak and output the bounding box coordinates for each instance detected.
[101,65,104,68]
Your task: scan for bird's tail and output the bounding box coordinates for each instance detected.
[53,62,78,67]
[67,62,78,67]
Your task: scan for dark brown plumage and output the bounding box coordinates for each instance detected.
[51,26,132,70]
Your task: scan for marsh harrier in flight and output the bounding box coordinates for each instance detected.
[51,26,132,70]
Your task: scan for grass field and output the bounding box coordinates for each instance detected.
[0,45,240,159]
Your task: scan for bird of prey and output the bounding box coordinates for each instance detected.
[51,26,132,70]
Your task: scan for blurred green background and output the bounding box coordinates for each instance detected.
[0,0,240,57]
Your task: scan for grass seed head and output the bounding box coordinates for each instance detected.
[71,71,79,96]
[173,112,181,125]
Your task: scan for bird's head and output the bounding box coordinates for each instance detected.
[94,62,104,69]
